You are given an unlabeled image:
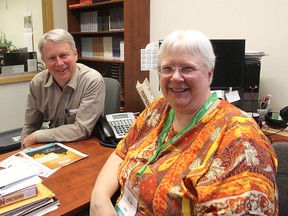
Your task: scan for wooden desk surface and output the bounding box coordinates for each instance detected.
[262,125,288,144]
[0,137,114,216]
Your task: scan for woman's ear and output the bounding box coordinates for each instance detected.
[208,69,214,85]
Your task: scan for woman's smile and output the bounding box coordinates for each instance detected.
[169,87,189,93]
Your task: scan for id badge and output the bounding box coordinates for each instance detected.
[115,185,138,216]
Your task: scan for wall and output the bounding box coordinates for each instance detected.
[0,82,29,132]
[0,0,43,54]
[53,0,67,30]
[150,0,288,113]
[0,0,287,132]
[0,0,43,132]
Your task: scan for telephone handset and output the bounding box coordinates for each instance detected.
[93,112,136,148]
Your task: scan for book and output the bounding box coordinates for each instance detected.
[0,185,37,207]
[112,36,123,58]
[0,165,41,197]
[103,36,113,58]
[80,0,92,5]
[92,0,110,4]
[81,37,93,58]
[136,78,155,107]
[23,197,59,216]
[0,183,55,215]
[0,166,38,193]
[80,12,91,32]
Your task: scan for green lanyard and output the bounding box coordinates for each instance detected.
[137,92,218,175]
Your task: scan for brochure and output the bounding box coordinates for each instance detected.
[0,143,88,178]
[21,143,88,171]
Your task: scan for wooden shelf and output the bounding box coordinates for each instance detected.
[66,0,150,112]
[68,0,124,11]
[71,30,124,35]
[0,72,37,85]
[78,57,124,63]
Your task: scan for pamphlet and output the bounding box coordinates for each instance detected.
[21,143,88,171]
[0,143,88,178]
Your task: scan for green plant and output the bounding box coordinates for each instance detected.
[0,32,16,52]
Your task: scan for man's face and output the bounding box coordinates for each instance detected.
[42,40,78,88]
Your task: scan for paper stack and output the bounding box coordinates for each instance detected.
[0,165,59,215]
[245,50,267,61]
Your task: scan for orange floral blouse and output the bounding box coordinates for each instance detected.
[115,96,278,215]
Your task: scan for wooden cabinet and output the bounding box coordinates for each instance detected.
[66,0,150,112]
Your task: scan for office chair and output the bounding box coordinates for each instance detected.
[92,77,121,148]
[272,142,288,216]
[103,77,121,115]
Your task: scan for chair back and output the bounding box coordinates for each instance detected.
[272,142,288,216]
[103,77,121,115]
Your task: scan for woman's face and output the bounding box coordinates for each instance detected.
[159,52,213,114]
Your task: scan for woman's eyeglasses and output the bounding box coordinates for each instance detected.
[157,65,201,76]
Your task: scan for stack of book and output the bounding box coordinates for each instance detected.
[68,0,91,8]
[79,7,124,32]
[0,166,59,215]
[81,36,124,60]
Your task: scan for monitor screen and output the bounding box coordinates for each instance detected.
[210,39,245,90]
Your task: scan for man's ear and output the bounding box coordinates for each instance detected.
[75,49,78,61]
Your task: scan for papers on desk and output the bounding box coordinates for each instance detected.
[0,142,87,215]
[0,143,88,178]
[0,166,42,196]
[0,166,59,215]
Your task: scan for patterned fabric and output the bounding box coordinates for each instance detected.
[115,96,278,215]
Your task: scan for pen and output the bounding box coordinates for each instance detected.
[65,108,70,117]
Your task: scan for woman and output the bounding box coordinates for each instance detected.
[90,30,278,215]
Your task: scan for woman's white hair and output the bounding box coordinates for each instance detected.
[157,30,216,71]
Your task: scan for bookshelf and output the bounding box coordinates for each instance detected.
[66,0,150,112]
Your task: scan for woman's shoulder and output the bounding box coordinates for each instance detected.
[141,96,170,118]
[217,99,249,118]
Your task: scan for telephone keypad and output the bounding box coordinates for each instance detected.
[110,119,133,136]
[106,112,136,139]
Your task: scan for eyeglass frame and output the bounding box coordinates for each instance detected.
[157,65,202,76]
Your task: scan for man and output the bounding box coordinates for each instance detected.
[21,29,105,147]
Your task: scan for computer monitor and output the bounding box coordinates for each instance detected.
[210,39,246,91]
[3,52,37,72]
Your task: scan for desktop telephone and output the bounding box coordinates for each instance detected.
[93,112,136,148]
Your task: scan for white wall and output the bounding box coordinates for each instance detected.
[0,0,287,132]
[53,0,68,30]
[0,0,43,54]
[0,0,43,132]
[150,0,288,112]
[0,82,29,132]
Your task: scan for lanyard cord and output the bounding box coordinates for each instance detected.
[137,92,218,175]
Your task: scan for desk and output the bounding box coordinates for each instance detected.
[0,137,114,216]
[262,125,288,144]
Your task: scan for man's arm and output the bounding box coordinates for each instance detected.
[21,82,45,146]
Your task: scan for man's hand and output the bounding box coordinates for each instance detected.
[22,132,37,148]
